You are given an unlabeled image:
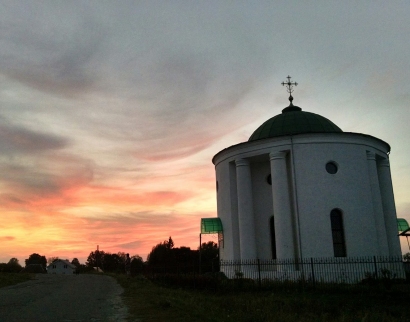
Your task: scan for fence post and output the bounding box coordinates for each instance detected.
[310,258,316,287]
[373,256,378,279]
[257,259,261,288]
[199,233,202,274]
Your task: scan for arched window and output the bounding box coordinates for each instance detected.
[266,174,272,185]
[330,209,346,257]
[270,216,277,259]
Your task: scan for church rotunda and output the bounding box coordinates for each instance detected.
[213,76,402,262]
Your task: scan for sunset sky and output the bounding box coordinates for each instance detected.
[0,2,409,264]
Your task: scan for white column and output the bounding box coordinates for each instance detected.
[269,151,294,259]
[235,158,257,260]
[366,151,389,256]
[377,158,402,257]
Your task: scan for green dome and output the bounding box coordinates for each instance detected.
[249,104,342,141]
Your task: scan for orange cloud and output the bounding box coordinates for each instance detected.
[1,210,215,263]
[0,236,15,241]
[71,186,195,208]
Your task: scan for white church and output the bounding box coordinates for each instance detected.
[212,76,402,267]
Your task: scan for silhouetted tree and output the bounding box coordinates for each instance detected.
[85,250,136,273]
[8,258,20,266]
[147,241,174,266]
[174,246,195,263]
[47,257,59,264]
[117,252,127,262]
[103,253,123,272]
[166,236,174,249]
[86,250,106,269]
[130,255,144,275]
[0,258,22,272]
[71,258,81,268]
[147,238,200,273]
[199,241,218,256]
[199,241,219,273]
[25,253,47,269]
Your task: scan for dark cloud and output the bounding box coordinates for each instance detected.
[81,212,179,227]
[0,119,69,154]
[0,2,106,98]
[1,1,276,160]
[115,241,142,249]
[118,56,264,160]
[0,193,25,207]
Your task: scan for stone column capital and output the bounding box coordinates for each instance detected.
[366,151,376,161]
[269,151,287,161]
[378,158,390,168]
[235,158,250,167]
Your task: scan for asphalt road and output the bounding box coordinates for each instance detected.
[0,274,128,321]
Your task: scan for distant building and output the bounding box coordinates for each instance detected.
[213,77,402,262]
[47,259,77,274]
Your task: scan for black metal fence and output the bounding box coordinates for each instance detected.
[220,256,409,287]
[143,256,410,291]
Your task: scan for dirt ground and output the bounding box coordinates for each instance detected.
[0,273,128,321]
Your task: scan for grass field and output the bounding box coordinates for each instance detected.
[114,275,410,322]
[0,273,33,289]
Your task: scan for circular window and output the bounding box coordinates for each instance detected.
[266,174,272,185]
[326,162,338,174]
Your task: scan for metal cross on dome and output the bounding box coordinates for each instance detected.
[281,75,298,104]
[282,75,298,93]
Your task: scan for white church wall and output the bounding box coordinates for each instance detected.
[292,136,387,258]
[213,132,400,262]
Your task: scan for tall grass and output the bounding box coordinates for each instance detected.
[0,273,33,288]
[114,274,410,322]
